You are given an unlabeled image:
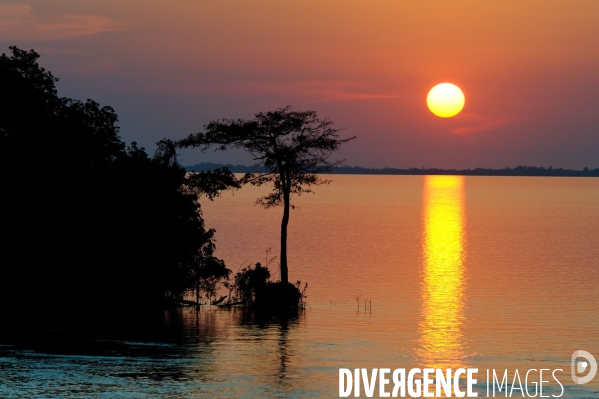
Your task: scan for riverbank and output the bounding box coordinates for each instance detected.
[186,163,599,177]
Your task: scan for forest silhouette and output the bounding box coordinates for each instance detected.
[0,46,239,327]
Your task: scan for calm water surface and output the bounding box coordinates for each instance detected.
[2,175,598,398]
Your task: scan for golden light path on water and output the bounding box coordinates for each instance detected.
[419,175,467,370]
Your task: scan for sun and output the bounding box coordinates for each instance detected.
[427,83,465,118]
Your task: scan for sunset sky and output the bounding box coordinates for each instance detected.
[2,0,599,169]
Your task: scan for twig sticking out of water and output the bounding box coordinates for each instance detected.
[355,294,362,309]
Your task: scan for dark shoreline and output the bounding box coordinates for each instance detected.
[186,163,599,177]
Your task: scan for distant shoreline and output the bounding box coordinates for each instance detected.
[185,163,599,177]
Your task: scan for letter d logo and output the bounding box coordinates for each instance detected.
[571,350,597,384]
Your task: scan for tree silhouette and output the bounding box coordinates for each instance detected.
[0,46,237,319]
[177,106,356,284]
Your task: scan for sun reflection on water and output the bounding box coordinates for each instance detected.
[419,175,467,369]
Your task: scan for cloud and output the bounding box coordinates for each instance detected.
[0,4,124,41]
[67,57,118,74]
[450,113,517,135]
[313,88,398,102]
[191,79,397,103]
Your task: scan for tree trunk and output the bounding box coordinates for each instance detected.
[280,188,290,284]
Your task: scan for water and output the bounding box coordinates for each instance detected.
[2,175,599,398]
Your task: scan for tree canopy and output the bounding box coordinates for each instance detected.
[177,106,356,283]
[0,46,235,321]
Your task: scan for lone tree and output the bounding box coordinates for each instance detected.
[177,106,356,284]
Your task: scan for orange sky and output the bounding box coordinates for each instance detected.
[2,0,599,168]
